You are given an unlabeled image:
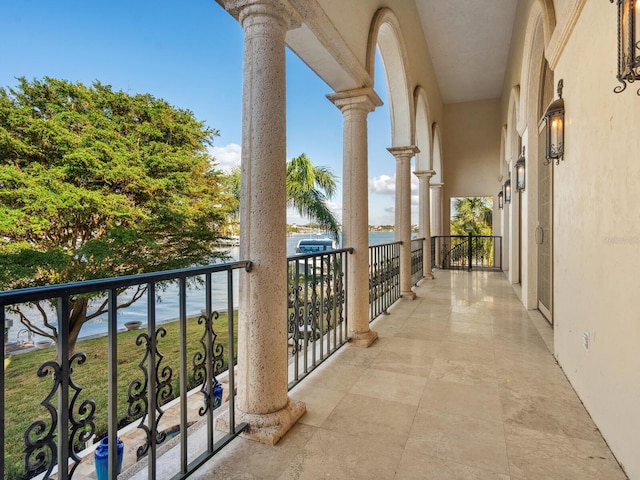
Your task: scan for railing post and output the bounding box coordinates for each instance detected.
[467,232,473,271]
[1,307,5,480]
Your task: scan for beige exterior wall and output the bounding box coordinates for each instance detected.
[500,0,640,476]
[442,99,502,235]
[551,2,640,477]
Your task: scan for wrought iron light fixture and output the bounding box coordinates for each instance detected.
[498,191,504,209]
[610,0,640,94]
[504,179,512,203]
[543,79,564,165]
[515,146,526,192]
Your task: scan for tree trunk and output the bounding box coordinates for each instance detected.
[67,297,89,358]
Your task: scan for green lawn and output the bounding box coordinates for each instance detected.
[3,312,236,477]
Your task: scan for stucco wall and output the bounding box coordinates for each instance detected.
[442,99,502,234]
[500,0,640,476]
[551,1,640,477]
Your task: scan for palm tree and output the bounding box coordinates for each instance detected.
[222,153,340,240]
[286,153,340,240]
[450,197,493,235]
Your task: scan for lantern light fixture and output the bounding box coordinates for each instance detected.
[504,179,512,203]
[515,146,526,192]
[498,191,504,209]
[610,0,640,95]
[543,79,564,165]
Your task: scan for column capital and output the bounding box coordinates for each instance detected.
[430,182,444,189]
[414,169,436,179]
[218,0,302,30]
[327,87,383,113]
[387,145,420,159]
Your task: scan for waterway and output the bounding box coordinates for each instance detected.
[5,232,402,344]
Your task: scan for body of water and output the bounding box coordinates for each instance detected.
[5,231,403,345]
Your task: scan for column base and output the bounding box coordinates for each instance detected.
[423,272,435,280]
[349,329,378,347]
[401,290,417,300]
[216,398,306,445]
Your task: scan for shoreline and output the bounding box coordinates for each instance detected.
[5,308,236,356]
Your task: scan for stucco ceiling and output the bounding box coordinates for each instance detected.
[415,0,519,104]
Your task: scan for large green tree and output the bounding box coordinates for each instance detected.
[223,153,340,240]
[0,77,231,354]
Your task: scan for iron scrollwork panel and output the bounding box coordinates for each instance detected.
[193,310,224,415]
[127,328,173,460]
[23,352,96,479]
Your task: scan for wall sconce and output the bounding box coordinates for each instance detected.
[610,0,640,94]
[515,146,526,192]
[543,79,564,165]
[504,179,512,203]
[498,191,504,209]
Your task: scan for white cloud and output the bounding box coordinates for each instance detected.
[369,173,419,195]
[369,174,396,194]
[209,143,241,172]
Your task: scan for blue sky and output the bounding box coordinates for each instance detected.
[2,0,418,225]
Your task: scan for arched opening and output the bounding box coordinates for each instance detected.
[521,5,555,319]
[367,7,417,298]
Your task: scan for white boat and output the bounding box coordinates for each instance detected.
[295,238,335,254]
[293,238,336,276]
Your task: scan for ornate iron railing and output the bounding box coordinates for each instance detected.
[1,242,409,479]
[0,262,250,480]
[432,234,502,271]
[287,248,351,389]
[411,238,425,286]
[368,241,401,321]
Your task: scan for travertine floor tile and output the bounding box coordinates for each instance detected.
[191,423,315,480]
[407,410,509,474]
[419,379,502,422]
[500,390,603,443]
[437,340,496,366]
[505,425,627,480]
[289,383,345,427]
[300,362,365,393]
[349,368,427,406]
[383,336,441,357]
[395,451,510,480]
[369,349,435,378]
[396,323,447,341]
[430,358,498,386]
[277,428,404,480]
[320,393,416,448]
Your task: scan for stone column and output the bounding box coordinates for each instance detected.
[414,170,436,279]
[431,182,444,267]
[388,146,419,300]
[217,0,304,444]
[328,88,381,347]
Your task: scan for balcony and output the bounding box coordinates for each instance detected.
[0,243,626,479]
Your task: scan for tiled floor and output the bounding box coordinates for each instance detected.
[194,270,628,479]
